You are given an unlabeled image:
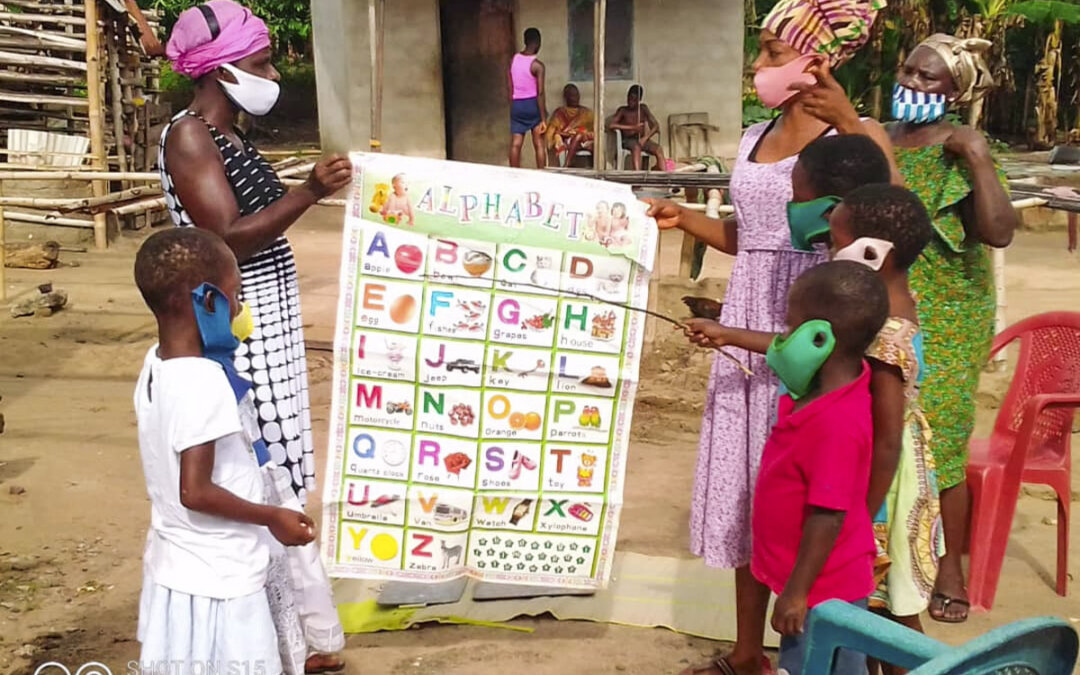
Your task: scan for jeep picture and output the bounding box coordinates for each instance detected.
[445,359,480,374]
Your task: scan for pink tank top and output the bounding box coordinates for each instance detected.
[510,53,538,100]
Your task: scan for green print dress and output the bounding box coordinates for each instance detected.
[896,144,1000,490]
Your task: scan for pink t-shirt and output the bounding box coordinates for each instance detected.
[751,361,876,607]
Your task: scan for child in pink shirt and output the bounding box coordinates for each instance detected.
[731,261,887,674]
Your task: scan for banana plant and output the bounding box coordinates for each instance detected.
[1007,1,1080,146]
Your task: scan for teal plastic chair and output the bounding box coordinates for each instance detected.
[801,600,1078,674]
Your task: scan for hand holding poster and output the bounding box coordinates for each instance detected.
[321,154,656,589]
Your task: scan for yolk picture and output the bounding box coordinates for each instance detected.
[370,533,399,561]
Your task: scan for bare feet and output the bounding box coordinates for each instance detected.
[304,653,345,674]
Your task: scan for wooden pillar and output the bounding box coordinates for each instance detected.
[592,0,606,171]
[0,180,6,302]
[107,21,128,177]
[991,246,1007,368]
[368,0,385,153]
[84,0,108,249]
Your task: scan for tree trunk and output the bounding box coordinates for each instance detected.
[891,0,932,82]
[1035,20,1063,149]
[1022,70,1034,139]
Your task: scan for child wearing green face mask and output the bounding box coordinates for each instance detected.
[687,183,940,670]
[740,261,888,675]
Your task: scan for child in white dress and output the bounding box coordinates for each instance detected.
[134,228,316,673]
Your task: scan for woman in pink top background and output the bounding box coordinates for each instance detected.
[508,27,547,168]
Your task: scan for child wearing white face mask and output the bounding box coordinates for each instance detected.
[686,181,942,673]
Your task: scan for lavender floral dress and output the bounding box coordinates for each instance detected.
[689,120,828,569]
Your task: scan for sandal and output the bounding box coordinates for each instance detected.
[304,654,346,674]
[678,656,775,675]
[929,592,970,624]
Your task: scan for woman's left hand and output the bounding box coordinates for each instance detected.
[790,61,861,131]
[944,125,992,162]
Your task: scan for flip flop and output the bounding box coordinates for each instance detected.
[929,592,970,624]
[677,659,737,675]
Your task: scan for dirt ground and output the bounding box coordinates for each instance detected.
[1,208,1078,675]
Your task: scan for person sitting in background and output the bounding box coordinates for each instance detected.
[608,84,667,171]
[546,84,595,167]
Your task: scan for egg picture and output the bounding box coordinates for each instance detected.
[394,245,423,274]
[389,295,417,324]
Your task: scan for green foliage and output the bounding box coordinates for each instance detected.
[742,94,778,127]
[276,60,316,90]
[158,61,193,96]
[156,56,314,94]
[1007,0,1080,24]
[138,0,312,56]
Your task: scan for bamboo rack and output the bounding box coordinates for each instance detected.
[0,0,169,250]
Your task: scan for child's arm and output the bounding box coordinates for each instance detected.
[179,441,315,546]
[867,360,905,517]
[405,201,415,225]
[772,507,846,636]
[683,318,775,354]
[643,105,660,141]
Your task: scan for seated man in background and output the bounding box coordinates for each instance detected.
[608,84,667,171]
[546,84,595,167]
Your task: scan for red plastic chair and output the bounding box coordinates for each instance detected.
[966,312,1080,611]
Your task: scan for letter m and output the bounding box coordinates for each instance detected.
[356,383,383,408]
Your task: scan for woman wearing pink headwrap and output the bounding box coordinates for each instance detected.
[156,2,349,674]
[647,2,898,674]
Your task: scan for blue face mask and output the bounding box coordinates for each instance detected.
[191,282,240,368]
[191,282,270,466]
[892,83,947,124]
[787,196,841,252]
[766,319,836,399]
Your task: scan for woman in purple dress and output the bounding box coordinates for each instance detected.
[647,2,898,673]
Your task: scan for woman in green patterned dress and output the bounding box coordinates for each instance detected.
[888,34,1017,623]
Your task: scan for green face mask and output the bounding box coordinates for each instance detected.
[786,196,841,252]
[766,319,836,399]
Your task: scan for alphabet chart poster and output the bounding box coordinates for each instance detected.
[321,153,656,589]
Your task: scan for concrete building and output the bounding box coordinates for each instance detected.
[312,0,744,166]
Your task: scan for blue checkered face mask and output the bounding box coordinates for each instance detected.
[892,83,947,124]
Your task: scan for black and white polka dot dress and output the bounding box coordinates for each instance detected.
[159,110,315,503]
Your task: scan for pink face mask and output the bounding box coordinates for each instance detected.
[754,54,819,109]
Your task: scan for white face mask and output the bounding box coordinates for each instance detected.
[218,63,280,116]
[831,237,895,271]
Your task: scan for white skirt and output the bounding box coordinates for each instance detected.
[137,582,282,675]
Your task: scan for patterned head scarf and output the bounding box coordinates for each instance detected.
[918,34,995,105]
[762,0,887,68]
